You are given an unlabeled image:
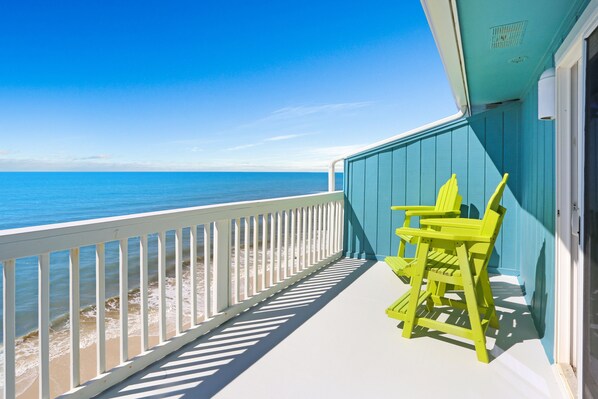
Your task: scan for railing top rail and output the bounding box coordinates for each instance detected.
[0,191,343,261]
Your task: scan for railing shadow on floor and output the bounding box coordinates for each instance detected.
[98,257,376,399]
[393,278,537,362]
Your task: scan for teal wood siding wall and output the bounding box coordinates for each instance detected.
[517,64,557,362]
[344,104,521,275]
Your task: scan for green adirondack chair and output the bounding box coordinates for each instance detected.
[385,173,461,278]
[386,173,509,363]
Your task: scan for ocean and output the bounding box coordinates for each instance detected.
[0,172,343,340]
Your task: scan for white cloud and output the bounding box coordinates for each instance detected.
[264,134,306,142]
[0,150,10,156]
[225,143,260,151]
[74,154,112,161]
[268,102,372,120]
[237,102,373,130]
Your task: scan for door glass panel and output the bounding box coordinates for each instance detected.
[584,27,598,397]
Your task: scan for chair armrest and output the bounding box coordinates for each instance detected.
[405,210,460,217]
[420,218,482,229]
[390,205,435,211]
[395,227,491,243]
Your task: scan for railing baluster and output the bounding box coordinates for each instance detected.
[340,200,345,252]
[283,210,289,280]
[158,231,167,342]
[3,259,16,399]
[332,202,338,252]
[261,214,268,290]
[307,206,313,266]
[253,215,259,295]
[269,213,275,287]
[39,252,50,399]
[296,209,300,271]
[175,228,183,335]
[291,209,296,275]
[302,207,307,270]
[327,202,332,256]
[203,224,212,319]
[318,204,323,261]
[276,211,282,282]
[119,239,128,363]
[140,235,149,350]
[214,220,231,312]
[324,204,328,257]
[244,217,250,299]
[234,218,240,304]
[69,248,80,389]
[96,243,106,374]
[190,226,198,326]
[336,201,341,252]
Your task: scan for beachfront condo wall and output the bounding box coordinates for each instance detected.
[342,0,590,364]
[343,103,520,276]
[342,100,557,355]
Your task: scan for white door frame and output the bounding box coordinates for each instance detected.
[555,2,598,396]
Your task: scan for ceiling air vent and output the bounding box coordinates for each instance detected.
[490,21,527,49]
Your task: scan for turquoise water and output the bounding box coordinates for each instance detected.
[0,172,342,339]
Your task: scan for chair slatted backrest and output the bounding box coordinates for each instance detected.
[434,174,462,213]
[469,173,509,274]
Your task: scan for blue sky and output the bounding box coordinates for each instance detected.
[0,1,455,171]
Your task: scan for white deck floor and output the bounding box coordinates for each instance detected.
[99,258,565,399]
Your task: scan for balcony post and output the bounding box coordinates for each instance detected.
[214,219,231,312]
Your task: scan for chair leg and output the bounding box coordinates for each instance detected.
[456,244,489,363]
[402,240,430,339]
[479,268,499,329]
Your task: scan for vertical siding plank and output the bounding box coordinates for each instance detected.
[405,142,421,258]
[391,147,407,256]
[350,159,366,256]
[436,131,452,192]
[485,111,504,270]
[376,150,393,257]
[451,126,469,215]
[420,136,437,205]
[468,118,486,219]
[406,142,421,206]
[502,108,519,273]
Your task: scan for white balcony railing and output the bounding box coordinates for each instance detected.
[0,191,344,399]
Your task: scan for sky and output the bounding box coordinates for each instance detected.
[0,1,456,172]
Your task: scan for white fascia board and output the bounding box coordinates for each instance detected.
[421,0,470,115]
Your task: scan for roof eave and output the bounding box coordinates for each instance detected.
[421,0,471,116]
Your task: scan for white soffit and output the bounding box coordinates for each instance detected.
[420,0,470,115]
